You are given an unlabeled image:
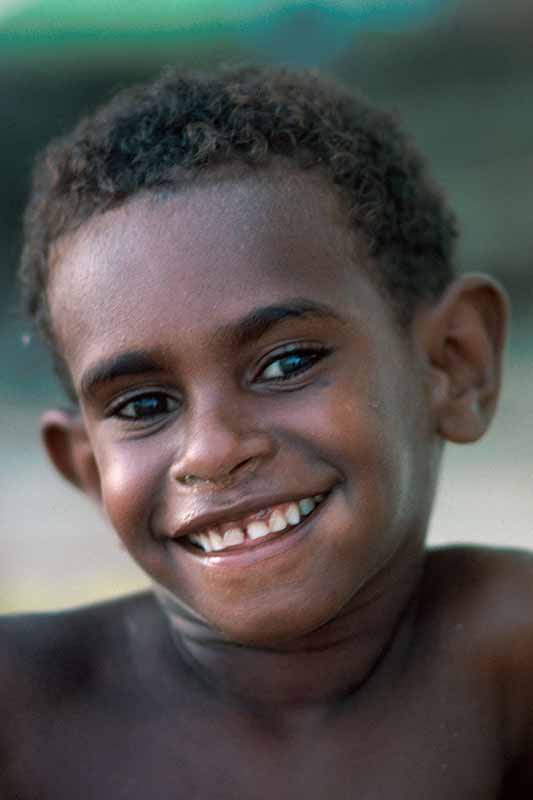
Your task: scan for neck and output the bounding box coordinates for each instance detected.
[155,541,424,715]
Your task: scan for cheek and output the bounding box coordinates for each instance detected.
[289,375,399,476]
[303,375,423,535]
[96,442,168,545]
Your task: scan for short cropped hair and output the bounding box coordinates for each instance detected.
[19,64,457,394]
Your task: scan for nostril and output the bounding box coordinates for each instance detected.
[178,473,212,487]
[175,455,260,488]
[229,455,260,480]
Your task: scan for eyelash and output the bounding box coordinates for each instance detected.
[109,345,331,422]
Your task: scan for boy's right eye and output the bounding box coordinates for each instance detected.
[111,392,179,421]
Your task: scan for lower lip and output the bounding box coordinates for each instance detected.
[171,494,332,570]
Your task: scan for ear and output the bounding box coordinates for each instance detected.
[413,275,509,444]
[41,409,101,502]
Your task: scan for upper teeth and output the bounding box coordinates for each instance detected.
[187,494,324,554]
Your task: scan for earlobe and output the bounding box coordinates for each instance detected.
[41,409,101,501]
[416,275,509,444]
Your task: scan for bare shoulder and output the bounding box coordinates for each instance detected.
[423,544,533,637]
[424,542,533,602]
[0,592,169,795]
[422,545,533,661]
[0,590,158,720]
[422,545,533,770]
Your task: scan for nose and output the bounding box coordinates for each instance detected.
[170,399,275,488]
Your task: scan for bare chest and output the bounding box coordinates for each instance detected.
[6,681,504,800]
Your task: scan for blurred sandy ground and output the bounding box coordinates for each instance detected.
[1,315,531,614]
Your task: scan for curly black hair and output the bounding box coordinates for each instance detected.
[19,64,457,395]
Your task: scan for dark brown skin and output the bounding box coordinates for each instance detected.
[3,169,531,798]
[3,548,533,799]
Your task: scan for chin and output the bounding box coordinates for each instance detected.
[201,589,351,649]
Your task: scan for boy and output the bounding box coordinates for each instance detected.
[2,65,531,798]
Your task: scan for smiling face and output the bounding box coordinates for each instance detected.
[47,170,440,645]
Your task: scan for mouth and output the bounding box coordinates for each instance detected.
[180,493,327,556]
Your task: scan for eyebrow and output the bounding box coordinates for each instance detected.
[79,350,165,400]
[79,299,346,399]
[223,298,347,349]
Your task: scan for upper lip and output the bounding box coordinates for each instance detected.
[168,490,330,541]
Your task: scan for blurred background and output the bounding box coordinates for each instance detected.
[1,0,532,613]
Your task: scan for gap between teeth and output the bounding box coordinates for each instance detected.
[188,495,324,553]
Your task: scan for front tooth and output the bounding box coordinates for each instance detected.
[268,510,288,533]
[208,530,225,551]
[189,533,209,552]
[298,497,315,516]
[223,528,245,547]
[199,533,212,552]
[247,521,270,540]
[286,503,301,526]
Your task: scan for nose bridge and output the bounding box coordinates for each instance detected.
[171,387,274,485]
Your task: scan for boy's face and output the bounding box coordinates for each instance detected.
[48,171,439,644]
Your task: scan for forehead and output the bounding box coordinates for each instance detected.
[48,171,389,375]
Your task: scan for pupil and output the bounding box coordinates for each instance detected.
[282,354,304,372]
[135,396,163,415]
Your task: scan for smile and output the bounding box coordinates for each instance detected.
[185,494,325,554]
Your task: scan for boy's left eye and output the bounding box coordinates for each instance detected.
[257,347,330,382]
